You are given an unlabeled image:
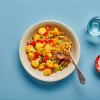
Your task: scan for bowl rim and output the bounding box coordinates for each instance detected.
[19,20,80,82]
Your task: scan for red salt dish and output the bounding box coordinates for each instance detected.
[95,55,100,72]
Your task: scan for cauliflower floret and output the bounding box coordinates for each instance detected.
[28,52,34,60]
[46,60,54,68]
[29,46,37,53]
[38,28,46,35]
[35,42,44,54]
[30,46,34,51]
[32,49,37,53]
[51,28,59,36]
[34,34,40,40]
[31,49,37,54]
[47,53,52,58]
[53,63,59,70]
[44,68,51,76]
[36,42,44,50]
[38,48,44,55]
[26,45,32,53]
[42,44,52,56]
[31,58,40,68]
[37,58,41,62]
[39,63,44,70]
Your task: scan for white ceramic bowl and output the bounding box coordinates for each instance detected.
[19,20,80,82]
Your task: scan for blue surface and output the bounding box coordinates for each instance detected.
[0,0,100,100]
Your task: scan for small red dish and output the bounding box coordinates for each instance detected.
[95,55,100,72]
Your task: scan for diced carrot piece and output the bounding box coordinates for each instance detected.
[53,39,57,46]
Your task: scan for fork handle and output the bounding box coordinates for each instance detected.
[74,63,86,85]
[69,51,86,85]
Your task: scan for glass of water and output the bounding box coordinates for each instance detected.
[87,16,100,36]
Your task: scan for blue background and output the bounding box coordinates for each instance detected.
[0,0,100,100]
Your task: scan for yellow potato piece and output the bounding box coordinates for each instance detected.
[34,34,40,40]
[28,52,34,60]
[26,45,32,53]
[53,63,59,70]
[38,28,46,35]
[39,63,44,70]
[44,68,51,76]
[46,60,54,68]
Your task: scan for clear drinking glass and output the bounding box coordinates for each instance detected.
[87,16,100,36]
